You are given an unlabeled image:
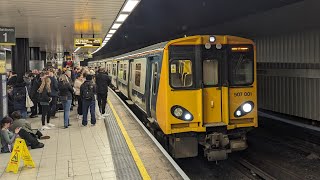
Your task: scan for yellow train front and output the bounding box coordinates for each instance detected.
[93,35,257,161]
[156,35,257,161]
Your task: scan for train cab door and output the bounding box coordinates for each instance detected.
[202,59,223,126]
[148,56,160,118]
[128,59,134,99]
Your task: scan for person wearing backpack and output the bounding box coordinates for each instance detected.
[38,76,54,130]
[80,74,96,126]
[13,76,28,118]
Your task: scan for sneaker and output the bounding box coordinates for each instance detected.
[47,123,55,127]
[40,136,50,140]
[41,126,51,130]
[68,124,72,126]
[29,115,38,118]
[102,113,110,117]
[63,126,68,129]
[91,124,96,126]
[31,143,44,149]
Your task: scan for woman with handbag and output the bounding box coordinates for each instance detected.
[38,76,54,130]
[58,74,74,128]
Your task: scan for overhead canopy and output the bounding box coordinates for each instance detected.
[0,0,125,53]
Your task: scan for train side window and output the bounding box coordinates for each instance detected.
[152,63,158,95]
[170,59,193,88]
[135,63,141,87]
[118,64,124,79]
[123,64,127,81]
[203,59,218,86]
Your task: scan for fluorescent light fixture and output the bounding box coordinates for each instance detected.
[111,23,121,29]
[104,37,110,41]
[116,14,129,22]
[109,29,116,34]
[106,34,113,38]
[122,0,140,13]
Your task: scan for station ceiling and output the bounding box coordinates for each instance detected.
[0,0,124,53]
[93,0,303,59]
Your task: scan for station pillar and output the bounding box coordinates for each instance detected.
[12,38,29,76]
[30,47,43,70]
[41,51,46,67]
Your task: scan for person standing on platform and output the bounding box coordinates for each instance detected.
[30,74,41,118]
[13,76,28,118]
[58,74,74,128]
[74,74,84,119]
[38,76,55,130]
[95,68,111,116]
[80,74,96,126]
[48,70,59,119]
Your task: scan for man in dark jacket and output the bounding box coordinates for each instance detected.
[95,68,111,115]
[13,76,28,118]
[80,74,96,126]
[30,74,41,118]
[48,70,59,118]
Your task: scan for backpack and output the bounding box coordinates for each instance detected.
[83,82,94,100]
[13,87,26,102]
[39,88,51,103]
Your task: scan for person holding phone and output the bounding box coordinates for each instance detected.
[1,117,20,153]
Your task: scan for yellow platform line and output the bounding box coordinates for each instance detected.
[107,99,151,180]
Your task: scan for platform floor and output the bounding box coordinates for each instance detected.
[0,107,116,180]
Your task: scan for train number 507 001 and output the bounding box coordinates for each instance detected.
[234,92,252,97]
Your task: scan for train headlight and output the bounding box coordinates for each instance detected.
[184,113,192,120]
[209,36,216,42]
[234,101,254,117]
[171,106,193,121]
[242,103,252,113]
[173,108,183,117]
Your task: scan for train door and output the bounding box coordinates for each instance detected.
[202,59,223,126]
[128,59,134,99]
[148,56,159,117]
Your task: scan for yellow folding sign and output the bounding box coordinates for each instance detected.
[6,138,35,174]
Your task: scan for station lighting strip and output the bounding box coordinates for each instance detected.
[74,0,141,54]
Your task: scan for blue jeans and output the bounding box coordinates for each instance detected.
[20,110,27,119]
[82,100,96,126]
[62,100,72,127]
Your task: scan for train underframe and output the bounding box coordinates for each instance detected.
[147,120,251,161]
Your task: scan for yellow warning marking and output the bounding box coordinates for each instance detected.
[6,138,35,173]
[108,99,151,180]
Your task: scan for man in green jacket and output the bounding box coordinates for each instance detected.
[10,111,50,140]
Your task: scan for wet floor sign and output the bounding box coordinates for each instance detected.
[5,138,35,173]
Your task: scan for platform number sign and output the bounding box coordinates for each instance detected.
[0,27,15,45]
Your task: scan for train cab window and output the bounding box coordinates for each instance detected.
[135,63,141,87]
[123,64,127,81]
[203,59,218,86]
[229,45,254,86]
[170,59,193,88]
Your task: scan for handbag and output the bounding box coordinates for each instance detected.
[25,87,34,109]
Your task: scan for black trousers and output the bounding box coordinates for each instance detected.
[97,93,107,114]
[76,95,83,115]
[31,100,39,116]
[18,129,40,147]
[50,96,58,116]
[41,105,51,126]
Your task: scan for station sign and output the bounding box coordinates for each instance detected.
[74,38,101,48]
[0,27,16,45]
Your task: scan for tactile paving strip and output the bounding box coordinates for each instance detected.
[104,104,142,180]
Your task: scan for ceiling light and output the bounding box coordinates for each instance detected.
[109,29,116,34]
[116,14,129,22]
[104,37,110,41]
[112,23,121,29]
[122,0,140,13]
[106,34,113,38]
[74,47,81,53]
